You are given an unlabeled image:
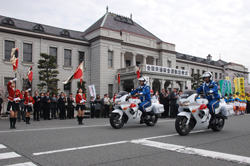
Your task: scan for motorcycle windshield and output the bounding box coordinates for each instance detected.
[116,91,129,99]
[181,90,197,99]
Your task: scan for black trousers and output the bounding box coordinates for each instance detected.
[51,105,57,119]
[91,106,95,118]
[33,106,40,120]
[59,107,66,119]
[170,103,176,118]
[67,105,73,119]
[95,109,100,118]
[104,105,110,118]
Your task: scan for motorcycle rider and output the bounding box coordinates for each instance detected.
[196,71,220,124]
[129,76,151,120]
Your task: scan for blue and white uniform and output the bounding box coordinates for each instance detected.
[196,81,220,114]
[130,84,151,112]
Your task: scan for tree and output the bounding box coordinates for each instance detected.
[77,81,87,94]
[191,73,203,90]
[37,53,60,94]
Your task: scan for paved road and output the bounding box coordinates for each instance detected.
[0,114,250,166]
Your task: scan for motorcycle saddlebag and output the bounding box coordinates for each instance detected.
[221,105,234,116]
[152,103,164,114]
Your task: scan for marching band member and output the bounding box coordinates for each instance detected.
[23,89,35,124]
[75,88,86,125]
[7,78,23,129]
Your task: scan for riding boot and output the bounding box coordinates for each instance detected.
[10,118,13,129]
[13,118,17,129]
[28,117,30,124]
[210,113,216,124]
[80,117,84,125]
[78,116,80,125]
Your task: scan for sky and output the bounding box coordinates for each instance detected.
[1,0,250,74]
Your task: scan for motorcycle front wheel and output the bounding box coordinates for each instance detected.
[145,114,158,126]
[211,118,225,132]
[175,116,192,136]
[110,113,124,129]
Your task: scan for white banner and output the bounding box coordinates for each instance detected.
[146,65,189,76]
[88,85,96,100]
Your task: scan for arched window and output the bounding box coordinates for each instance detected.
[60,29,70,36]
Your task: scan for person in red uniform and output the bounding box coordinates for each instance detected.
[7,78,23,129]
[23,89,34,124]
[75,88,86,125]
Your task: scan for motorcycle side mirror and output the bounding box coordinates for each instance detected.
[208,85,214,89]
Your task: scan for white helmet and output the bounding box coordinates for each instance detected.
[201,71,213,81]
[138,76,147,84]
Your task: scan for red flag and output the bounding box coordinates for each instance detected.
[117,73,121,85]
[10,48,18,73]
[63,62,84,84]
[25,66,33,83]
[135,66,140,79]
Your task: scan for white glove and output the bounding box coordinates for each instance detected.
[14,98,20,101]
[139,92,143,96]
[128,93,131,97]
[209,90,213,94]
[80,99,86,103]
[28,103,32,105]
[28,88,31,91]
[13,78,17,81]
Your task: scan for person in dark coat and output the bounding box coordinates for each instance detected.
[43,91,51,120]
[90,96,95,118]
[33,91,41,121]
[159,89,166,118]
[95,94,102,118]
[40,92,44,119]
[51,94,57,119]
[0,93,3,118]
[67,93,74,119]
[170,88,178,118]
[58,92,66,120]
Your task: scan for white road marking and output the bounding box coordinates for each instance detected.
[32,130,205,156]
[0,152,21,160]
[0,144,7,149]
[6,162,37,166]
[33,141,129,156]
[131,139,250,165]
[0,119,174,134]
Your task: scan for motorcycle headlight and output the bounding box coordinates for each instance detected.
[116,101,121,105]
[183,101,189,106]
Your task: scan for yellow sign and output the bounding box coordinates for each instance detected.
[225,77,230,80]
[234,78,238,93]
[239,77,245,95]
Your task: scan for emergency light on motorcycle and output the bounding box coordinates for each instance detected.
[129,103,137,108]
[199,104,207,110]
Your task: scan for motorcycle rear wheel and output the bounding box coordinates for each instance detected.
[175,116,192,136]
[145,114,158,126]
[211,118,225,132]
[110,113,124,129]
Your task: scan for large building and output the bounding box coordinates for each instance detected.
[0,9,248,101]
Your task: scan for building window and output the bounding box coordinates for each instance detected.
[176,66,178,69]
[219,73,222,79]
[64,49,71,66]
[197,69,200,75]
[4,77,14,86]
[191,69,194,76]
[126,60,131,67]
[181,67,185,70]
[215,72,218,79]
[49,47,57,64]
[78,51,85,66]
[108,84,113,98]
[4,40,15,60]
[64,82,71,95]
[136,61,140,66]
[23,43,32,62]
[108,51,113,68]
[202,70,206,74]
[167,61,171,68]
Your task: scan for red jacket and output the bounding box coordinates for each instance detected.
[7,81,23,102]
[23,92,35,105]
[75,93,86,104]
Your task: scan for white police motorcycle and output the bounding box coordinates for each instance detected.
[175,89,234,136]
[110,91,164,129]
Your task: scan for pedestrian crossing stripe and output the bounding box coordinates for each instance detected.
[0,152,21,160]
[0,144,7,149]
[6,162,37,166]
